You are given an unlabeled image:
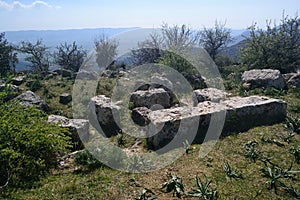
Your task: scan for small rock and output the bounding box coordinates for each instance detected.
[287,73,300,88]
[11,76,25,86]
[48,115,89,150]
[59,93,72,104]
[15,90,48,111]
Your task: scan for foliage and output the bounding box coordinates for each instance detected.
[240,13,300,73]
[134,188,157,200]
[0,102,71,188]
[186,175,218,200]
[0,32,18,77]
[132,23,199,66]
[285,115,300,134]
[54,41,87,72]
[158,51,206,89]
[289,147,300,164]
[94,34,118,69]
[18,40,51,73]
[199,21,233,61]
[161,174,184,198]
[243,140,260,162]
[223,161,244,179]
[260,163,298,194]
[29,79,43,92]
[74,149,103,169]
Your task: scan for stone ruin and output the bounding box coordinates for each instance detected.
[90,76,287,150]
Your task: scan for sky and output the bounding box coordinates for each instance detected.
[0,0,299,31]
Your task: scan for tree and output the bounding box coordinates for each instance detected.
[199,21,233,61]
[0,33,18,77]
[19,40,50,73]
[132,23,199,65]
[94,35,118,69]
[54,41,87,72]
[240,13,300,73]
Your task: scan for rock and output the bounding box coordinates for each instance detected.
[145,96,287,150]
[242,69,287,90]
[90,95,121,137]
[48,115,89,150]
[54,69,73,77]
[130,88,171,109]
[76,70,98,80]
[0,84,20,93]
[11,76,25,86]
[193,88,227,105]
[286,73,300,88]
[132,107,151,126]
[0,84,20,101]
[59,93,72,104]
[15,90,48,111]
[150,76,173,91]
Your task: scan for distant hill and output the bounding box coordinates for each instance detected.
[221,39,247,61]
[4,27,248,71]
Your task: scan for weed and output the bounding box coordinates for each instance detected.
[186,175,218,200]
[285,115,300,134]
[161,174,184,198]
[280,132,295,144]
[243,140,260,162]
[260,163,298,194]
[261,136,285,147]
[134,188,157,200]
[183,140,192,154]
[290,147,300,164]
[223,161,244,179]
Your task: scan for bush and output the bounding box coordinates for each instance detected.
[0,102,71,188]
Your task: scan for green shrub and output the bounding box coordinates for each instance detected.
[29,79,43,92]
[0,102,71,188]
[74,149,103,169]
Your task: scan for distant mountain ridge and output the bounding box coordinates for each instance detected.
[3,27,248,71]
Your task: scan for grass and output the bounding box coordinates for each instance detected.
[1,122,299,199]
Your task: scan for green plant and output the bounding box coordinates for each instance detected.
[285,115,300,134]
[0,102,71,188]
[261,136,285,147]
[290,147,300,164]
[183,140,192,154]
[243,140,260,162]
[260,163,297,194]
[134,188,157,200]
[186,175,218,200]
[74,149,103,169]
[161,174,184,198]
[29,79,43,92]
[223,161,244,179]
[280,132,295,144]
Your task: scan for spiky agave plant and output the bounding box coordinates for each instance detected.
[243,140,260,162]
[186,175,218,200]
[161,174,184,198]
[134,188,157,200]
[223,161,244,179]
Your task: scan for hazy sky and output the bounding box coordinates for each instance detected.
[0,0,299,31]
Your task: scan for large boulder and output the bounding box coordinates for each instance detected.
[48,115,89,150]
[130,88,171,109]
[15,91,48,111]
[193,88,228,105]
[145,96,286,150]
[90,95,121,137]
[242,69,287,90]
